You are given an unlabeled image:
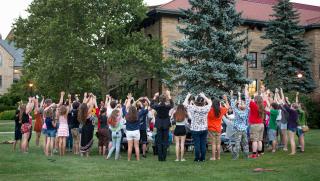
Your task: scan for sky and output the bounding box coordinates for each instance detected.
[1,0,320,39]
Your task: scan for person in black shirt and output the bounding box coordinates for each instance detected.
[151,90,174,161]
[13,109,22,151]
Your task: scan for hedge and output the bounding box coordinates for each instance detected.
[0,110,16,120]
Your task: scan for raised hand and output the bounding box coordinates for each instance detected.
[61,91,65,96]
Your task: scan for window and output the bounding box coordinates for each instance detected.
[248,52,257,68]
[0,75,2,88]
[249,79,257,96]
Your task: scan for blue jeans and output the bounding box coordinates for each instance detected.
[192,130,208,161]
[107,131,122,159]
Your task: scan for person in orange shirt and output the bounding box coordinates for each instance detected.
[207,95,229,161]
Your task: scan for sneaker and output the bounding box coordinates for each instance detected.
[175,159,180,162]
[272,150,276,153]
[181,158,186,162]
[249,154,257,159]
[210,157,216,161]
[142,155,146,158]
[283,148,288,151]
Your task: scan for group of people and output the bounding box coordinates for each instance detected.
[12,84,308,162]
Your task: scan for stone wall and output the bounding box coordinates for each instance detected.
[304,29,320,98]
[0,45,14,95]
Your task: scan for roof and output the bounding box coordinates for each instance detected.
[150,0,320,26]
[0,39,24,67]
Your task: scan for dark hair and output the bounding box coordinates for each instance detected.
[44,99,52,106]
[78,103,88,124]
[159,94,166,104]
[271,103,279,110]
[110,101,117,109]
[212,99,221,117]
[125,106,138,122]
[195,96,204,106]
[100,107,107,115]
[174,104,188,122]
[254,96,265,119]
[72,101,80,110]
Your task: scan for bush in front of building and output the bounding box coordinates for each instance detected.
[0,104,16,113]
[0,110,16,121]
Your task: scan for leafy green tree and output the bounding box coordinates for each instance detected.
[167,0,250,99]
[13,0,164,98]
[262,0,315,93]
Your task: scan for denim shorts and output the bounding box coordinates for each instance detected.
[288,127,297,132]
[47,129,57,137]
[296,127,304,137]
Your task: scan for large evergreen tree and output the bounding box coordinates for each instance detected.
[262,0,315,93]
[167,0,249,99]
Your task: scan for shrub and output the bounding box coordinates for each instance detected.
[0,110,16,120]
[0,104,16,113]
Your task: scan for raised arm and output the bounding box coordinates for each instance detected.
[57,91,65,107]
[222,95,230,109]
[83,92,88,104]
[26,97,35,114]
[166,90,174,107]
[40,96,45,108]
[296,92,299,104]
[183,93,191,107]
[199,92,212,107]
[280,88,285,104]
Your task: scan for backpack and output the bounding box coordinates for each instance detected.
[70,109,79,128]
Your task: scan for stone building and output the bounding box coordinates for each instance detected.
[0,34,23,95]
[142,0,320,97]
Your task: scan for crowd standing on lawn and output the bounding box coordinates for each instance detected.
[12,85,309,162]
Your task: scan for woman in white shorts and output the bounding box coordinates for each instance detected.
[125,106,140,161]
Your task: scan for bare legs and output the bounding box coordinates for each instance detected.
[210,134,221,160]
[127,140,140,161]
[288,131,296,155]
[58,137,67,156]
[13,140,21,151]
[298,134,305,152]
[281,129,288,151]
[175,136,186,161]
[35,132,41,146]
[21,132,30,153]
[45,137,54,156]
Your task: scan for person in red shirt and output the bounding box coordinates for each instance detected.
[207,95,229,161]
[249,95,266,158]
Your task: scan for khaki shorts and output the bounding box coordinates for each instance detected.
[250,124,264,142]
[208,131,221,144]
[71,128,80,144]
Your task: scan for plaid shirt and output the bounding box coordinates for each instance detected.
[231,98,250,131]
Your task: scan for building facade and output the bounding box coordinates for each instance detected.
[0,34,23,95]
[142,0,320,97]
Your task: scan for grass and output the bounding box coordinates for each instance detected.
[0,122,319,181]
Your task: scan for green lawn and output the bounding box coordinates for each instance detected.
[0,123,319,181]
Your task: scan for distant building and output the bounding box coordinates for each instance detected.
[0,33,23,95]
[142,0,320,97]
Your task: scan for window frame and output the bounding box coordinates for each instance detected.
[248,52,258,68]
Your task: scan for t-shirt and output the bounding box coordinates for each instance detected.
[297,109,306,126]
[249,101,265,125]
[138,108,149,131]
[100,115,108,129]
[284,104,298,129]
[269,109,279,130]
[70,109,79,129]
[186,104,211,131]
[45,117,55,130]
[14,110,21,131]
[126,120,140,131]
[207,107,228,133]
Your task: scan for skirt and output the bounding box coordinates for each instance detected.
[80,124,94,153]
[21,123,31,134]
[98,128,109,147]
[34,114,42,132]
[57,123,69,137]
[15,128,22,140]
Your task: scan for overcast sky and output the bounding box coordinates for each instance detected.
[1,0,319,38]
